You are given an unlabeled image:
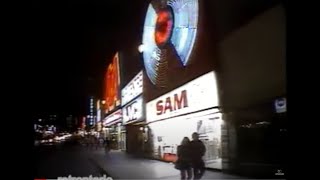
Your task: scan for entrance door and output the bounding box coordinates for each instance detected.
[120,132,126,150]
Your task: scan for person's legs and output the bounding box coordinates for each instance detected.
[193,160,205,179]
[198,166,205,179]
[180,170,186,180]
[193,166,205,179]
[194,167,205,179]
[186,168,192,180]
[193,167,200,180]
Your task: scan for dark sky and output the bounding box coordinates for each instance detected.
[30,0,279,118]
[31,0,148,117]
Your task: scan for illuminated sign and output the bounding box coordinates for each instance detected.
[104,52,121,113]
[122,96,144,124]
[97,100,100,110]
[97,109,101,122]
[121,71,143,106]
[156,90,188,115]
[141,0,199,87]
[146,71,219,123]
[89,97,94,125]
[275,98,286,113]
[103,109,122,127]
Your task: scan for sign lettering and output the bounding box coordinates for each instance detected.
[146,71,219,123]
[126,101,138,120]
[121,71,143,106]
[122,96,144,124]
[156,90,188,115]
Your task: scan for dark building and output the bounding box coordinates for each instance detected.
[216,4,286,177]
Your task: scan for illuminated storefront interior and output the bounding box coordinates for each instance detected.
[148,108,223,169]
[146,71,222,169]
[102,109,123,150]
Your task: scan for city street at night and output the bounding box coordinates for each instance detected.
[35,138,248,179]
[32,0,287,179]
[35,139,102,179]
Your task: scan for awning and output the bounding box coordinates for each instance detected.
[103,109,122,127]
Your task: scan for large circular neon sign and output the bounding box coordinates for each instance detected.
[155,8,174,46]
[141,0,199,88]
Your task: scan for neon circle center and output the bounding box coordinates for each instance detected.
[155,9,173,46]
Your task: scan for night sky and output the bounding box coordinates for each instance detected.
[31,0,148,117]
[30,0,280,119]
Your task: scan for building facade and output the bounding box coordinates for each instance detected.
[121,70,146,154]
[137,0,286,178]
[100,0,286,178]
[102,52,124,150]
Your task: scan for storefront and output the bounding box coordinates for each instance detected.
[146,71,223,169]
[102,109,124,150]
[121,71,145,154]
[122,95,146,154]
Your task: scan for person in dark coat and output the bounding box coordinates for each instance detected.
[189,132,206,180]
[104,138,110,153]
[176,137,192,180]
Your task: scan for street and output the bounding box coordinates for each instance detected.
[35,139,247,179]
[34,140,105,179]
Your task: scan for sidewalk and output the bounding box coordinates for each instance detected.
[87,148,247,179]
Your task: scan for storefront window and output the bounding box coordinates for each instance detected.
[148,109,222,169]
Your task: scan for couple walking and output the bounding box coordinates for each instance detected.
[175,132,206,180]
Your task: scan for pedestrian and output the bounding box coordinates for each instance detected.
[189,132,206,180]
[90,135,95,149]
[104,138,110,153]
[99,137,104,148]
[175,137,192,180]
[85,135,90,148]
[95,136,99,150]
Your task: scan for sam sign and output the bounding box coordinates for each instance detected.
[146,71,219,123]
[275,98,286,113]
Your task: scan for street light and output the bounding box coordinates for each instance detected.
[102,100,106,105]
[138,44,145,53]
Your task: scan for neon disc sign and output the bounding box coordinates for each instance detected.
[141,0,199,88]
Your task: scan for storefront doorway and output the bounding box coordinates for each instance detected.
[120,132,126,150]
